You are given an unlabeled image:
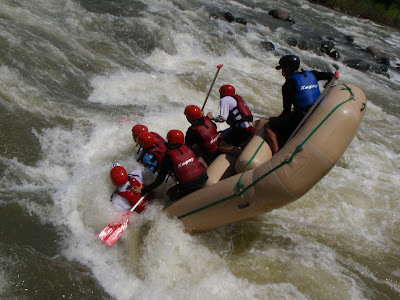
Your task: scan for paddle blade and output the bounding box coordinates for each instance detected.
[98,213,132,246]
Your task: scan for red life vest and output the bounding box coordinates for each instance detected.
[150,132,166,144]
[117,175,149,213]
[168,144,206,184]
[226,95,253,126]
[144,142,168,167]
[191,117,221,154]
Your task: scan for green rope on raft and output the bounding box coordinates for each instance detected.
[236,139,266,191]
[178,84,355,220]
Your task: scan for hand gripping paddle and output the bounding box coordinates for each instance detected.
[98,194,146,246]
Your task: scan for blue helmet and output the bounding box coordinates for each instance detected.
[143,153,158,174]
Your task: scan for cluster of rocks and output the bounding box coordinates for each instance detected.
[211,7,398,79]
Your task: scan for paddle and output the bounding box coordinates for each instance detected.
[201,64,223,111]
[98,194,147,246]
[287,68,340,143]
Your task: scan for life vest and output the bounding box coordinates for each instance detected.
[191,117,221,154]
[144,142,169,168]
[116,175,148,213]
[137,132,165,158]
[168,144,206,184]
[150,132,166,144]
[289,71,321,109]
[226,95,253,126]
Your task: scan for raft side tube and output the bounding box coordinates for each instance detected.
[235,118,272,173]
[206,154,237,186]
[164,84,367,233]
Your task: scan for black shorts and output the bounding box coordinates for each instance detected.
[192,146,219,166]
[201,151,220,166]
[268,111,304,147]
[222,127,253,147]
[167,171,208,201]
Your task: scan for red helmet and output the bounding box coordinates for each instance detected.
[137,132,155,148]
[184,105,202,122]
[110,166,128,187]
[219,85,235,97]
[131,124,148,137]
[167,130,184,145]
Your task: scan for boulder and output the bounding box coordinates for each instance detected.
[260,41,275,51]
[320,41,335,54]
[344,58,390,78]
[366,46,390,66]
[268,9,295,24]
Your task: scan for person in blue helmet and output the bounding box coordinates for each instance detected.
[264,55,334,154]
[133,130,208,203]
[142,153,159,175]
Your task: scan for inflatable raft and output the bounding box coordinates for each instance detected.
[164,84,367,233]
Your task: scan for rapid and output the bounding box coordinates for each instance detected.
[0,0,399,299]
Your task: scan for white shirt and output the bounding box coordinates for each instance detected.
[110,163,143,211]
[214,96,253,128]
[214,96,237,122]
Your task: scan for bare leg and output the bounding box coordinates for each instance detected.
[197,156,208,169]
[218,140,242,156]
[263,123,279,155]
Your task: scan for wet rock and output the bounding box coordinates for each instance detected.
[345,35,355,43]
[344,58,390,78]
[320,41,335,54]
[268,9,295,24]
[260,41,275,51]
[328,50,340,61]
[207,8,220,19]
[319,41,340,60]
[235,17,247,25]
[366,46,390,66]
[223,12,235,22]
[222,12,247,25]
[344,59,373,71]
[297,40,308,50]
[286,37,298,47]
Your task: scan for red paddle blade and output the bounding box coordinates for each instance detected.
[98,212,132,246]
[99,220,129,246]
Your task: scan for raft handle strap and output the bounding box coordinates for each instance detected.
[178,85,356,220]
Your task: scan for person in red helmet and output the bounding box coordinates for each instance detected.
[184,105,220,168]
[109,163,151,212]
[136,132,168,172]
[206,84,254,156]
[131,124,148,143]
[131,124,166,158]
[133,129,208,202]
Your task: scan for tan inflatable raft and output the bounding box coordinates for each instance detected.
[164,84,367,233]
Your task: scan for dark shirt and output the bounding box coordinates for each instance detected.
[142,151,173,195]
[142,144,199,194]
[281,70,334,115]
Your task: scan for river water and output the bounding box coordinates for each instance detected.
[1,0,399,299]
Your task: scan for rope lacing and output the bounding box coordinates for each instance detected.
[178,84,355,220]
